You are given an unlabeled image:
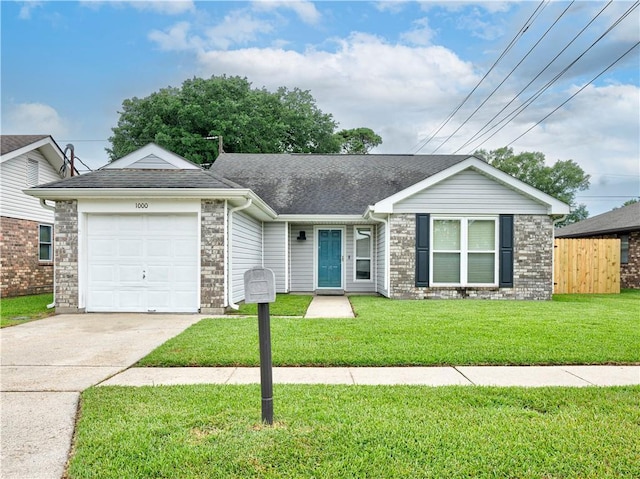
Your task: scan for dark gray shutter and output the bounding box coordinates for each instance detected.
[499,215,514,287]
[415,214,430,287]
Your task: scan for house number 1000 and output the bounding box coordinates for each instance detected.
[135,202,149,209]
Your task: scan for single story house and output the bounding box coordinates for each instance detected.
[555,202,640,289]
[26,143,569,314]
[1,135,70,297]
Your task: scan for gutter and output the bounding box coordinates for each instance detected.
[40,199,57,309]
[227,198,253,310]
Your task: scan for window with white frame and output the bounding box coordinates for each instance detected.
[431,217,498,286]
[39,225,53,261]
[354,226,372,281]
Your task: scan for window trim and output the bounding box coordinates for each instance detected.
[620,234,629,264]
[429,216,499,287]
[39,224,53,262]
[353,225,374,282]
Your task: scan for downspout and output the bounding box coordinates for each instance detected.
[551,214,568,295]
[40,199,56,309]
[367,211,390,296]
[227,198,253,310]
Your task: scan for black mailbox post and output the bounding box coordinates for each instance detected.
[243,267,276,425]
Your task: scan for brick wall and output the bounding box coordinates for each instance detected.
[200,200,226,313]
[388,213,554,300]
[0,216,53,297]
[54,201,80,312]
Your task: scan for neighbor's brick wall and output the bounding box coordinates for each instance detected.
[388,214,554,300]
[200,200,226,313]
[0,216,53,297]
[54,201,80,312]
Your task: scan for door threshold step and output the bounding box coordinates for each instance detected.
[315,289,345,296]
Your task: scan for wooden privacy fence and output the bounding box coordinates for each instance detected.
[554,238,620,294]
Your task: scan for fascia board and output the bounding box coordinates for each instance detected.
[372,157,570,215]
[275,214,368,223]
[102,143,200,170]
[1,137,61,165]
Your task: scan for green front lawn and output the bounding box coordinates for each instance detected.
[0,293,54,328]
[139,290,639,367]
[232,294,313,316]
[68,385,640,479]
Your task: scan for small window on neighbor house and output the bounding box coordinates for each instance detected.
[620,234,629,264]
[39,225,53,261]
[27,158,39,186]
[354,227,372,281]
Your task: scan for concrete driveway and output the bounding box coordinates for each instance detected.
[1,313,204,479]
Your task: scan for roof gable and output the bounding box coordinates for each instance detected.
[372,157,570,216]
[103,143,200,170]
[556,202,640,237]
[0,135,68,178]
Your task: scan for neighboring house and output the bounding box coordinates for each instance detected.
[26,143,569,314]
[555,202,640,289]
[1,135,70,297]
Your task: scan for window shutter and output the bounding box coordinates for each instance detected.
[499,215,514,287]
[415,214,430,287]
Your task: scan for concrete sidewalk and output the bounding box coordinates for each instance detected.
[101,365,640,388]
[305,295,354,318]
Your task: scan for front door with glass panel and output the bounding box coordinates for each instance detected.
[317,229,342,288]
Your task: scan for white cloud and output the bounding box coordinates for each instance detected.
[80,1,195,15]
[374,1,410,14]
[3,103,69,137]
[18,1,43,19]
[400,17,435,46]
[205,10,274,50]
[148,21,201,51]
[252,0,321,25]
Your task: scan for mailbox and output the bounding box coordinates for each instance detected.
[244,267,276,304]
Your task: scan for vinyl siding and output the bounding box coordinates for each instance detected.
[263,222,288,293]
[393,169,548,215]
[128,154,178,169]
[1,152,60,223]
[345,225,377,293]
[231,211,263,303]
[376,222,388,296]
[289,224,314,292]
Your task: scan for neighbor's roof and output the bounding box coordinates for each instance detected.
[1,135,52,155]
[211,153,472,214]
[32,168,243,190]
[555,202,640,237]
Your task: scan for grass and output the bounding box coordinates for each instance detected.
[67,384,640,479]
[231,294,313,316]
[0,293,54,327]
[138,290,640,367]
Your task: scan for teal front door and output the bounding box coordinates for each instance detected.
[318,229,342,288]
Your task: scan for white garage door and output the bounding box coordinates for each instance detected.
[87,214,199,312]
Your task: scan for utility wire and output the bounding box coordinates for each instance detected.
[430,0,575,154]
[409,0,549,154]
[453,0,613,153]
[464,1,640,152]
[505,41,640,147]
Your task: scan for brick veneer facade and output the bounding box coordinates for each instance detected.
[54,201,80,312]
[0,216,54,297]
[200,200,226,314]
[388,214,554,300]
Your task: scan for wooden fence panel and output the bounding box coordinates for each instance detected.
[554,238,620,294]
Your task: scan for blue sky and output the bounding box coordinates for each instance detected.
[2,0,639,215]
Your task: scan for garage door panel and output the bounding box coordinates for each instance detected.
[87,214,198,313]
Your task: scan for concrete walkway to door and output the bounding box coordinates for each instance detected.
[0,313,204,479]
[304,295,355,318]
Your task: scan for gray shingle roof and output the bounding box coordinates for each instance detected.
[555,202,640,237]
[1,135,50,155]
[32,169,243,190]
[211,153,471,214]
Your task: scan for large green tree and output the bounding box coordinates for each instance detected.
[334,127,383,154]
[475,147,590,226]
[108,75,381,163]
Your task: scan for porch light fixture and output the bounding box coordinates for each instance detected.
[297,231,306,241]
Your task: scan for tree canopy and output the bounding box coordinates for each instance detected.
[475,147,590,226]
[108,75,381,163]
[335,127,383,154]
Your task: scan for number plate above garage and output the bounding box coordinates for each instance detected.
[244,267,276,304]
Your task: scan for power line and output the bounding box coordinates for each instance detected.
[464,1,640,152]
[453,0,613,154]
[504,41,640,147]
[429,0,576,154]
[409,0,549,154]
